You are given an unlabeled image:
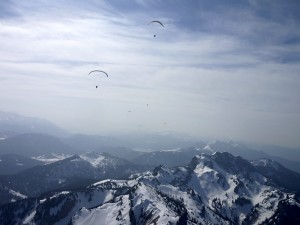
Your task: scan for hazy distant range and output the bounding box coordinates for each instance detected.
[0,111,300,173]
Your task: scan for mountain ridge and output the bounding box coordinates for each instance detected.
[0,152,147,206]
[1,152,299,224]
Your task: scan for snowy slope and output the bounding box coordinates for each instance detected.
[0,152,145,205]
[0,183,27,206]
[1,152,299,225]
[72,152,300,225]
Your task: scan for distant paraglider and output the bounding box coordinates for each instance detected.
[88,70,108,88]
[148,20,164,37]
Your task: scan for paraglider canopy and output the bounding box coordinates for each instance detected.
[148,20,164,27]
[88,70,108,77]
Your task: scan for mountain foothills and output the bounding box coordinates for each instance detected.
[0,111,300,224]
[0,152,300,225]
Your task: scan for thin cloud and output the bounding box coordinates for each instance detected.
[0,0,300,147]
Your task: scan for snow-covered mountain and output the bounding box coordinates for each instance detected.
[204,141,300,173]
[1,152,299,225]
[0,111,69,138]
[128,141,300,174]
[0,152,146,206]
[251,158,300,192]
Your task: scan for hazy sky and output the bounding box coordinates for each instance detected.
[1,0,300,147]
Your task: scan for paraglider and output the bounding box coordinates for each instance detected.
[148,20,164,37]
[88,70,108,88]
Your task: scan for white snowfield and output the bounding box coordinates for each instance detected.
[32,154,71,164]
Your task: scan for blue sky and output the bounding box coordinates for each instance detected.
[1,0,300,148]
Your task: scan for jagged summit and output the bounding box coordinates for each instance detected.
[190,152,256,175]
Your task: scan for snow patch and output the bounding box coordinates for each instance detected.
[23,210,36,224]
[9,189,27,199]
[80,153,105,168]
[32,154,71,164]
[50,191,70,200]
[203,144,214,152]
[160,148,181,152]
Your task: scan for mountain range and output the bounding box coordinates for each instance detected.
[199,141,300,173]
[1,131,300,174]
[1,111,300,224]
[1,111,299,168]
[0,152,299,225]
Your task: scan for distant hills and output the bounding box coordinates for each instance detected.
[1,131,300,174]
[0,133,76,156]
[0,111,69,138]
[63,132,203,152]
[0,110,300,177]
[0,154,43,175]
